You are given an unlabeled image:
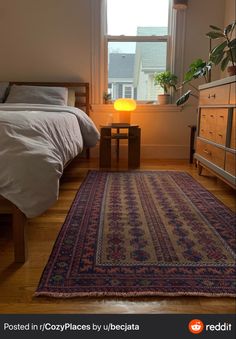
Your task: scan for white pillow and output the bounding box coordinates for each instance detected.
[6,85,68,106]
[0,82,9,103]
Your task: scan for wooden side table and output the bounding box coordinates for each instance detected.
[99,124,141,168]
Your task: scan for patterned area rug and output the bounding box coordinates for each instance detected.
[35,171,236,297]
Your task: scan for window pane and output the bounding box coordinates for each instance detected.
[107,0,169,36]
[108,41,167,101]
[123,85,133,98]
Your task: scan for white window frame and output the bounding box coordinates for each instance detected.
[91,0,187,105]
[107,35,169,103]
[122,84,134,99]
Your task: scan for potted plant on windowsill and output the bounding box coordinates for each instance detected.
[103,91,112,104]
[154,71,178,104]
[206,20,236,76]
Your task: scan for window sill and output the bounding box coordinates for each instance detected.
[91,104,182,113]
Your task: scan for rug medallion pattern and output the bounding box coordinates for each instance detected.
[35,171,236,297]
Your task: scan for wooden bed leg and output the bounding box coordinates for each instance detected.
[12,207,27,263]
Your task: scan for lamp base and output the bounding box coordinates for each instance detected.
[119,111,131,124]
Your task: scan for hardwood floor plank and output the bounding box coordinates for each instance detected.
[0,159,235,313]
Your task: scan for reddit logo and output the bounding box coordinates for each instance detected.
[188,319,204,334]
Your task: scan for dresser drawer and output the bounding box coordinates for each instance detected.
[199,84,230,105]
[215,109,228,145]
[199,110,210,139]
[199,108,228,145]
[196,139,225,168]
[225,151,236,176]
[230,82,236,104]
[199,109,216,141]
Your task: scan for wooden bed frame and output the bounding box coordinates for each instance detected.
[0,82,90,263]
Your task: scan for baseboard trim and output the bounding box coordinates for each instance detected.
[90,144,189,159]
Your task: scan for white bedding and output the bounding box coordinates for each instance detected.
[0,104,100,217]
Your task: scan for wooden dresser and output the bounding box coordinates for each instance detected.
[195,76,236,189]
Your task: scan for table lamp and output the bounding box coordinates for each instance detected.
[113,98,136,124]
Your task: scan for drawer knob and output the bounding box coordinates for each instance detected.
[208,94,216,99]
[203,149,211,155]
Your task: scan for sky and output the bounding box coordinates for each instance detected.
[107,0,169,35]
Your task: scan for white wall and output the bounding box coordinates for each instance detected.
[224,0,235,25]
[0,0,229,159]
[183,0,225,89]
[0,0,91,82]
[222,0,236,78]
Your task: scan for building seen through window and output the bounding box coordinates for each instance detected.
[107,0,169,101]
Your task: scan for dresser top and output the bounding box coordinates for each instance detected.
[199,75,236,90]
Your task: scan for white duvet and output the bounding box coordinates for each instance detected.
[0,104,100,217]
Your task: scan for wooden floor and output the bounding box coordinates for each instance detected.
[0,158,235,314]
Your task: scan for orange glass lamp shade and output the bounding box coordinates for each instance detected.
[114,98,136,124]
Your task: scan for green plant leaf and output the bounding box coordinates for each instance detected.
[154,71,178,92]
[206,31,224,39]
[210,41,227,55]
[189,59,206,69]
[210,52,224,65]
[209,25,222,31]
[192,68,206,78]
[230,21,236,34]
[228,47,236,62]
[184,59,207,82]
[206,62,213,71]
[232,47,236,62]
[228,38,236,48]
[176,90,191,106]
[209,41,226,65]
[224,22,236,35]
[221,55,230,71]
[184,71,194,82]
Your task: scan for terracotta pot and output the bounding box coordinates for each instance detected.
[158,94,170,105]
[227,65,236,76]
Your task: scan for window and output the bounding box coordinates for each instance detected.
[123,85,133,98]
[106,0,170,102]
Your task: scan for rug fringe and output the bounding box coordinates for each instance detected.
[34,291,236,298]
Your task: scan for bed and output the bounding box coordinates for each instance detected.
[0,82,99,263]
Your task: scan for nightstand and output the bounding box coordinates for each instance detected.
[99,124,141,168]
